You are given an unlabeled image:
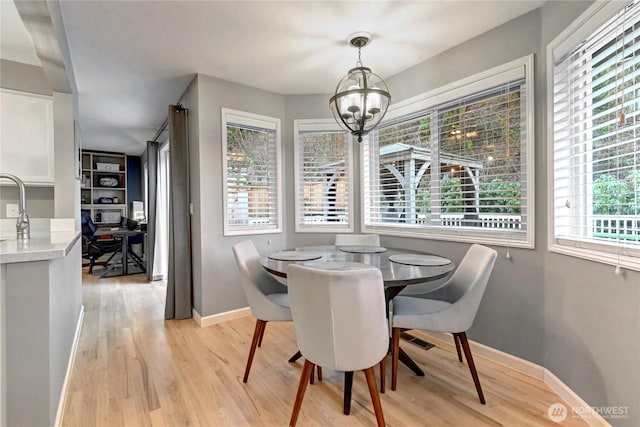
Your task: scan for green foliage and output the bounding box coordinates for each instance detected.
[414,173,639,217]
[416,186,431,213]
[593,173,639,215]
[415,177,522,215]
[479,178,521,214]
[441,177,463,213]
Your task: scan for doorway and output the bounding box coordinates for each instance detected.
[144,141,170,281]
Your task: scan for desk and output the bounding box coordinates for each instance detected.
[260,245,455,411]
[94,228,147,277]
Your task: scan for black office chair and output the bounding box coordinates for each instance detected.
[81,211,120,274]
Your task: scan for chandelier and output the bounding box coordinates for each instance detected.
[329,33,391,142]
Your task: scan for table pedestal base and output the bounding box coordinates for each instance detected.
[287,333,425,416]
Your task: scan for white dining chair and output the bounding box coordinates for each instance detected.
[232,240,292,382]
[390,244,497,404]
[334,233,380,246]
[287,262,389,427]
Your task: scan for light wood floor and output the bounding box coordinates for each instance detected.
[61,272,586,427]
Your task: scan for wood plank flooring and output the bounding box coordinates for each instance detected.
[61,273,587,426]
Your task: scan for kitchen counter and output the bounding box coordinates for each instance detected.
[0,231,80,264]
[0,218,80,263]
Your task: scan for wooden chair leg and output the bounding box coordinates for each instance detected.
[379,357,386,393]
[289,360,314,427]
[288,350,302,363]
[257,321,267,347]
[243,319,266,383]
[309,365,322,385]
[310,365,322,384]
[391,327,401,391]
[457,332,485,404]
[343,371,353,415]
[453,333,463,362]
[363,367,386,427]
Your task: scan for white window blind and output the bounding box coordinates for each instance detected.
[294,120,353,232]
[222,108,281,236]
[363,56,534,247]
[551,1,640,269]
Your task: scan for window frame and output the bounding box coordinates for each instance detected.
[547,0,640,271]
[293,119,354,233]
[361,55,535,248]
[221,107,282,236]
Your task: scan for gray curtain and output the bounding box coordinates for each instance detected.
[165,105,192,320]
[146,141,159,282]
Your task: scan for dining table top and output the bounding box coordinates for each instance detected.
[260,245,456,290]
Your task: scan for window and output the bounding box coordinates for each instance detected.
[222,108,282,236]
[550,1,640,270]
[294,120,353,232]
[363,55,534,247]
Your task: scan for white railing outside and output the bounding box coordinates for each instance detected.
[591,215,640,239]
[302,215,348,224]
[301,212,637,238]
[421,213,523,229]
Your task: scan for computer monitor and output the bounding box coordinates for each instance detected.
[130,200,145,221]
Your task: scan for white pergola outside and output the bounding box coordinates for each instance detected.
[378,143,484,224]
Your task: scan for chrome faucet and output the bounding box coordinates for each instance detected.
[0,173,30,239]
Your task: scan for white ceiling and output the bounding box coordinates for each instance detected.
[12,1,546,155]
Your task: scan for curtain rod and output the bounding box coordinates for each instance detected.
[151,117,168,142]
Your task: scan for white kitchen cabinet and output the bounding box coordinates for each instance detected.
[0,88,55,185]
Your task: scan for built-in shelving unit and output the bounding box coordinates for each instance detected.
[81,150,127,225]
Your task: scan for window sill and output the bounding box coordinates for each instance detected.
[223,227,282,237]
[363,224,534,249]
[294,225,354,233]
[549,242,640,272]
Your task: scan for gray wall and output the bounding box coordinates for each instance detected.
[53,91,81,229]
[179,74,288,316]
[0,187,55,219]
[185,2,639,424]
[541,1,640,423]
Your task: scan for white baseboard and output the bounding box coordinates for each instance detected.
[417,331,610,427]
[55,305,84,427]
[192,306,251,327]
[420,330,544,379]
[544,369,610,427]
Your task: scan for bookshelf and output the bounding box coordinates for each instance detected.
[81,150,127,225]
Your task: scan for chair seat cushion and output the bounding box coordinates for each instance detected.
[392,296,452,331]
[249,292,291,322]
[266,292,290,308]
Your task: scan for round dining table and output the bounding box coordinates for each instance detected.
[260,245,456,302]
[260,244,456,413]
